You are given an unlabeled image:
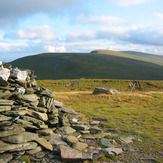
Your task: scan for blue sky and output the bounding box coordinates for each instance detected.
[0,0,163,62]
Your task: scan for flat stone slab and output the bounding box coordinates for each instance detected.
[0,153,13,163]
[73,142,88,151]
[60,145,83,161]
[1,132,38,144]
[0,140,37,153]
[100,138,113,148]
[36,138,53,151]
[119,136,135,144]
[54,100,64,108]
[26,109,48,121]
[22,94,38,102]
[0,127,25,138]
[103,147,123,157]
[0,115,12,121]
[0,100,14,106]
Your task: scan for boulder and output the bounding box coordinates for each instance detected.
[93,87,120,95]
[0,66,10,81]
[11,67,28,81]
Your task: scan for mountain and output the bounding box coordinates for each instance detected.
[9,50,163,80]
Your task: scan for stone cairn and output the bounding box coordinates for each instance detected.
[0,62,127,163]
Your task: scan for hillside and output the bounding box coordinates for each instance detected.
[9,50,163,80]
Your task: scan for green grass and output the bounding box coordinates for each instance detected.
[9,50,163,80]
[37,79,163,162]
[37,79,163,92]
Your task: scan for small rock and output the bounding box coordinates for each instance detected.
[36,138,53,151]
[54,100,63,108]
[100,138,113,148]
[119,136,134,144]
[35,151,45,159]
[0,127,25,138]
[36,129,53,136]
[60,145,82,161]
[26,146,42,155]
[0,99,14,106]
[65,135,78,143]
[22,94,38,102]
[103,147,123,157]
[72,125,90,131]
[90,121,100,125]
[62,126,76,135]
[0,153,13,163]
[73,142,88,151]
[90,126,102,134]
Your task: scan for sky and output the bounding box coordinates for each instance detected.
[0,0,163,62]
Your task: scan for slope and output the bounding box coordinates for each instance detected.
[91,50,163,66]
[9,52,163,80]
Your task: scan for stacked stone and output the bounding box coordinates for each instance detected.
[0,62,125,163]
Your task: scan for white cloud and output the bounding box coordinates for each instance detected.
[106,0,148,6]
[76,15,125,25]
[44,44,66,52]
[0,41,28,52]
[155,12,163,20]
[16,25,57,41]
[0,0,81,28]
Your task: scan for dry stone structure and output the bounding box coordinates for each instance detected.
[0,62,127,162]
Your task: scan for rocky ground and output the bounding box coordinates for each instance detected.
[0,62,162,163]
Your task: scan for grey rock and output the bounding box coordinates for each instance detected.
[35,151,45,159]
[62,126,76,135]
[54,100,63,108]
[103,147,123,157]
[22,94,38,102]
[36,138,53,151]
[0,140,37,153]
[72,125,90,131]
[0,77,8,86]
[26,109,48,121]
[60,145,83,161]
[0,153,13,163]
[48,133,67,146]
[37,89,55,98]
[73,142,88,151]
[0,115,12,121]
[11,67,27,81]
[0,127,25,138]
[0,92,12,99]
[26,146,42,155]
[90,126,102,134]
[119,136,134,144]
[0,99,14,106]
[93,87,120,95]
[100,138,114,148]
[15,79,27,88]
[1,132,38,144]
[0,66,10,81]
[36,129,54,136]
[93,117,108,122]
[25,87,35,94]
[64,135,78,143]
[23,115,46,128]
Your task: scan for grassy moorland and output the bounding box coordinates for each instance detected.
[10,50,163,80]
[37,79,163,162]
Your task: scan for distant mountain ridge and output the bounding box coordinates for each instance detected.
[9,50,163,80]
